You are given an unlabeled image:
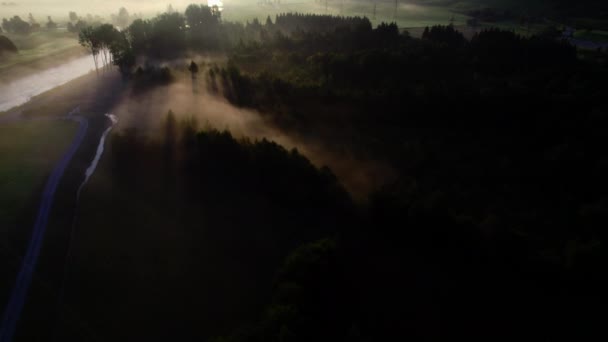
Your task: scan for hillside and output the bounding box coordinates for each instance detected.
[0,35,17,56]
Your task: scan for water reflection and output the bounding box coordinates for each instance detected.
[0,55,96,112]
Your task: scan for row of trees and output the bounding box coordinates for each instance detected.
[273,12,372,33]
[76,4,222,72]
[1,8,130,36]
[124,4,222,57]
[78,24,134,76]
[1,15,56,34]
[78,7,375,69]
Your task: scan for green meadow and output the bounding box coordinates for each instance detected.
[0,30,83,75]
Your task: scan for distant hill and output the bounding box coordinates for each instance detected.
[0,35,18,57]
[417,0,607,18]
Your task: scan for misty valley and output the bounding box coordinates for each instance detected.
[1,1,607,341]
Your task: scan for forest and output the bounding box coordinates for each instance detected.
[57,5,608,341]
[2,1,608,341]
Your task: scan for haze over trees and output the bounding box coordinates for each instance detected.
[1,16,31,34]
[2,1,608,341]
[49,3,607,339]
[112,7,130,28]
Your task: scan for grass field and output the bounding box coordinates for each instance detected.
[0,120,78,231]
[222,1,469,28]
[0,30,84,78]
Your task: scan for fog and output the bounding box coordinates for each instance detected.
[110,69,395,197]
[0,0,384,21]
[0,0,306,19]
[0,0,211,18]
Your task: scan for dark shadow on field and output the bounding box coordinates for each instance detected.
[50,126,354,341]
[0,71,128,342]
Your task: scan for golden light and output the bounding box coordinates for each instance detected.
[207,0,224,10]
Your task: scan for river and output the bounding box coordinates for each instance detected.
[0,55,96,112]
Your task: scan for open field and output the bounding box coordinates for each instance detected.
[222,1,469,28]
[0,30,85,81]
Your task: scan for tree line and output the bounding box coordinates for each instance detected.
[64,7,608,340]
[204,21,608,341]
[1,14,57,34]
[75,7,382,75]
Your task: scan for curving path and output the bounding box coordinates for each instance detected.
[0,108,88,342]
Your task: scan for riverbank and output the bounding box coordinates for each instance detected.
[0,70,127,341]
[0,30,85,84]
[0,55,96,112]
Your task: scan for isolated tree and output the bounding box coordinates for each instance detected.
[188,60,199,76]
[422,26,430,39]
[69,11,78,22]
[46,16,57,30]
[27,13,36,25]
[188,60,199,93]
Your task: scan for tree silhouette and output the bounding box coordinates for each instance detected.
[78,26,100,75]
[188,60,199,93]
[46,16,57,30]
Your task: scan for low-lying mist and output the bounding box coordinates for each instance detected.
[1,0,192,18]
[110,65,395,198]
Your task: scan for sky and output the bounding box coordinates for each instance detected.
[0,1,227,19]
